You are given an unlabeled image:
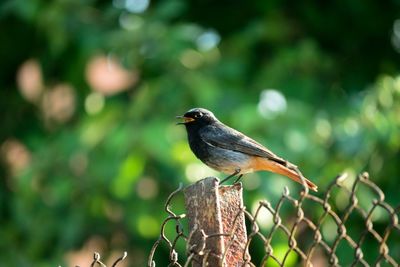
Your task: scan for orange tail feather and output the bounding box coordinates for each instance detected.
[252,157,318,192]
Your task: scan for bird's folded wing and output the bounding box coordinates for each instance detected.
[199,124,286,164]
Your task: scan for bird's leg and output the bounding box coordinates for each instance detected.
[220,168,241,184]
[233,174,243,184]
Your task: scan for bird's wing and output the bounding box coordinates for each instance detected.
[199,123,286,164]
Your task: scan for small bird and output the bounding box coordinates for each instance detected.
[177,108,318,192]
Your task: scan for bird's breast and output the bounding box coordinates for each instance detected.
[189,137,254,174]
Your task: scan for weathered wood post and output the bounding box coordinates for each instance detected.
[184,177,249,266]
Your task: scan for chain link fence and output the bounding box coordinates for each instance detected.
[71,251,127,267]
[148,172,400,266]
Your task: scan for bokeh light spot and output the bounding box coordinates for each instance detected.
[315,118,332,141]
[119,12,143,31]
[378,78,393,108]
[86,55,137,95]
[69,152,88,176]
[393,76,400,92]
[171,141,195,163]
[343,118,360,136]
[85,92,105,115]
[363,103,377,123]
[105,203,123,223]
[17,59,43,103]
[257,89,287,119]
[0,139,31,176]
[321,217,337,242]
[137,215,158,238]
[185,163,218,182]
[66,236,107,267]
[251,200,273,229]
[180,49,204,69]
[242,174,261,190]
[136,177,159,199]
[125,0,149,13]
[41,83,76,123]
[285,130,307,152]
[112,154,144,199]
[270,244,298,266]
[196,30,221,51]
[392,19,400,52]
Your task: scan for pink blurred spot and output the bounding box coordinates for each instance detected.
[41,83,76,124]
[85,55,138,95]
[1,139,31,175]
[65,236,107,267]
[17,59,43,103]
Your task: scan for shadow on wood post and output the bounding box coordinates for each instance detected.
[184,177,249,266]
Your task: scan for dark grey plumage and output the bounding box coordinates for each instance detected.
[177,107,318,191]
[180,108,285,174]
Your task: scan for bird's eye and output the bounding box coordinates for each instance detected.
[194,113,203,118]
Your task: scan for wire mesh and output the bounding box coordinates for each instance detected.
[72,251,127,267]
[148,172,400,266]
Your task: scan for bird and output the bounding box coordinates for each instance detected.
[177,107,318,192]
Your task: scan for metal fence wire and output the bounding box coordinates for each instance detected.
[148,172,400,266]
[73,251,127,267]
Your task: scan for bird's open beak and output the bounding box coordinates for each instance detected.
[176,115,195,125]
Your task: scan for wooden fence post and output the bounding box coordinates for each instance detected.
[184,177,248,266]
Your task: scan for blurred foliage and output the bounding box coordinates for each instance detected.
[1,0,400,266]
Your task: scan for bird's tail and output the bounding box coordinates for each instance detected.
[253,157,318,192]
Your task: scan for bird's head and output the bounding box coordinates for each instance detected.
[176,108,218,128]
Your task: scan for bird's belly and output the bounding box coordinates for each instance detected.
[201,146,254,174]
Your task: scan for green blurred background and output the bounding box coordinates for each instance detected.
[1,0,400,266]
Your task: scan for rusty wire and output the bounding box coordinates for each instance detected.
[148,172,400,266]
[71,251,127,267]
